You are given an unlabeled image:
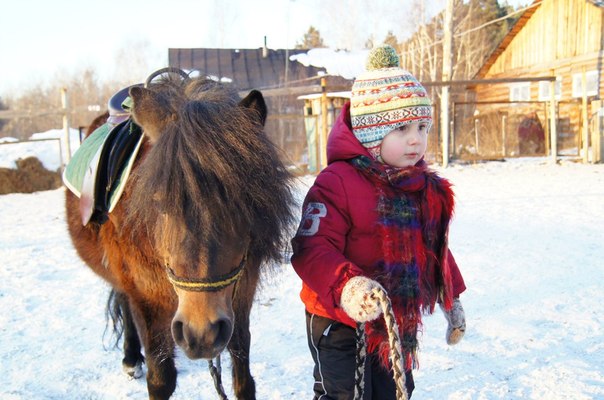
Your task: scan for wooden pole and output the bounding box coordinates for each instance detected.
[582,68,589,163]
[549,80,557,164]
[440,0,454,167]
[502,115,507,157]
[450,101,456,157]
[474,118,480,154]
[320,77,328,170]
[592,100,602,163]
[61,88,72,164]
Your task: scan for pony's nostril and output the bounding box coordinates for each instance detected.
[214,318,233,348]
[171,320,184,344]
[171,316,234,359]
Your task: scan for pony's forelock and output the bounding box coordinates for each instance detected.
[126,77,295,265]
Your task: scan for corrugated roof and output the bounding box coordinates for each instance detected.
[168,47,351,94]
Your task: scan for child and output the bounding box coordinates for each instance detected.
[291,45,467,400]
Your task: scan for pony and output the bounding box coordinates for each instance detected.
[65,70,295,399]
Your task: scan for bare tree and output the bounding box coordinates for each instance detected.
[0,97,8,131]
[296,26,327,49]
[399,0,517,83]
[383,31,399,49]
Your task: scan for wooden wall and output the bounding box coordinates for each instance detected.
[468,0,604,156]
[477,0,603,99]
[486,0,603,75]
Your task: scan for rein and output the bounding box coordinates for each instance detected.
[166,255,246,292]
[355,287,408,400]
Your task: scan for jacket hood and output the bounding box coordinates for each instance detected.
[327,102,371,164]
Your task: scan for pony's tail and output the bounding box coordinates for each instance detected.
[103,289,126,349]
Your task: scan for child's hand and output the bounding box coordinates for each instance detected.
[440,298,466,345]
[340,276,384,322]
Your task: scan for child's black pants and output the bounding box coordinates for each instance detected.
[306,311,415,400]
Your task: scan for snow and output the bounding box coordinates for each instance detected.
[290,48,369,80]
[1,144,604,399]
[0,129,81,171]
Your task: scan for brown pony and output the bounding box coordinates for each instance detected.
[65,72,295,399]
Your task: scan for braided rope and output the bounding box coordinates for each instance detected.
[354,323,367,400]
[208,356,228,400]
[372,287,408,400]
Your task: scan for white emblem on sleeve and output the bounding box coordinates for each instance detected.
[297,202,327,236]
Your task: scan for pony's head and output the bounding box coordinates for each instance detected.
[125,73,294,359]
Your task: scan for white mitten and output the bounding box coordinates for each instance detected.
[440,297,466,345]
[340,276,385,323]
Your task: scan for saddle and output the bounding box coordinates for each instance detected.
[63,84,144,225]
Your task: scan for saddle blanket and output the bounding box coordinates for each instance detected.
[63,119,144,225]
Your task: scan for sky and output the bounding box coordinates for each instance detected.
[0,0,529,97]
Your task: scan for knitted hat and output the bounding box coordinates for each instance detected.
[350,45,432,157]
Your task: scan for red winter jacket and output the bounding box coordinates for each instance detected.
[291,102,466,328]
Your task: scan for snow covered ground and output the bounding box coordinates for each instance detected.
[1,153,603,399]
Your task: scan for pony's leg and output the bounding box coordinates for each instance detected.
[116,292,145,379]
[107,290,145,378]
[228,312,255,399]
[228,270,260,400]
[129,299,177,400]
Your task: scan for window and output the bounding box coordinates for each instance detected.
[572,70,599,98]
[509,82,531,102]
[538,78,562,101]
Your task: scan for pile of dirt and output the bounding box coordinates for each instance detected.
[0,157,63,195]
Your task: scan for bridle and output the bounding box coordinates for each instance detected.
[165,254,246,292]
[165,252,248,400]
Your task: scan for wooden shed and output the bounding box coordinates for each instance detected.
[298,91,350,173]
[471,0,604,161]
[168,47,352,167]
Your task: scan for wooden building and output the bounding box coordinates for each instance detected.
[168,47,352,167]
[469,0,604,161]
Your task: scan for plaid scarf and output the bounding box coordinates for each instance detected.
[350,155,455,369]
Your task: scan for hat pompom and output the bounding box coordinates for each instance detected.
[366,45,400,70]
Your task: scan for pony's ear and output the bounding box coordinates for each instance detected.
[129,86,172,143]
[239,90,268,126]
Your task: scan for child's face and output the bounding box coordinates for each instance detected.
[380,121,429,168]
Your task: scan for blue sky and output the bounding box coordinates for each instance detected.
[0,0,528,96]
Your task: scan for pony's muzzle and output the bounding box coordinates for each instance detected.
[171,312,233,359]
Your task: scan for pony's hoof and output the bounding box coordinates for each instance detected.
[123,360,144,380]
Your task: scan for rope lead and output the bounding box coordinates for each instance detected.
[354,287,408,400]
[354,322,367,399]
[208,355,228,400]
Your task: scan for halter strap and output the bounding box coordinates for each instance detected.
[166,256,246,292]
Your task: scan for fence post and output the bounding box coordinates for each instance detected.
[440,0,454,167]
[61,88,71,165]
[581,69,589,163]
[549,80,557,164]
[592,100,603,163]
[474,118,480,154]
[320,77,328,170]
[501,115,507,157]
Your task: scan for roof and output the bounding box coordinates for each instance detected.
[474,0,542,79]
[168,47,351,96]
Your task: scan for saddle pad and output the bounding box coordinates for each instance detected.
[62,121,144,225]
[63,123,110,198]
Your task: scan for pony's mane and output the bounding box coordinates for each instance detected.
[127,76,295,264]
